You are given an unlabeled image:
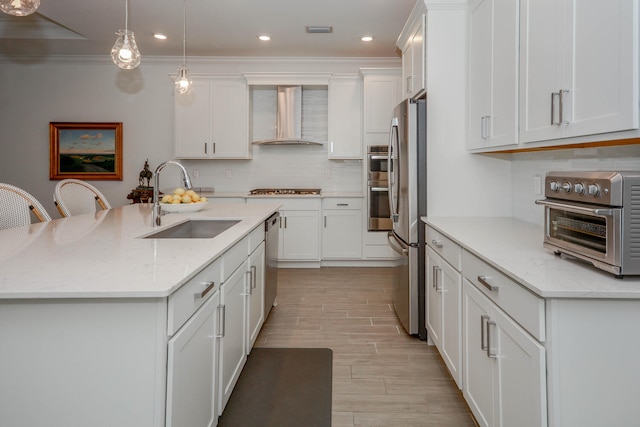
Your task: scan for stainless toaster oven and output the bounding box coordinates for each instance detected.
[535,171,640,277]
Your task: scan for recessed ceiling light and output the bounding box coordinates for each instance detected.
[361,36,374,42]
[258,35,271,41]
[153,33,168,40]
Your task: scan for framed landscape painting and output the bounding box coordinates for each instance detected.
[49,122,123,180]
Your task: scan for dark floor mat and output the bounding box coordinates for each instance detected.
[218,347,333,427]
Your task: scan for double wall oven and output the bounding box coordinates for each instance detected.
[536,171,640,277]
[367,145,392,231]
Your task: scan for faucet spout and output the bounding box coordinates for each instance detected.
[152,160,193,227]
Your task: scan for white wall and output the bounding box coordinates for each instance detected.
[0,56,397,218]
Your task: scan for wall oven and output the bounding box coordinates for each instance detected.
[535,171,640,277]
[367,145,391,231]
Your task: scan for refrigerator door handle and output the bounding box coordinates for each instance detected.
[388,117,399,223]
[387,233,408,255]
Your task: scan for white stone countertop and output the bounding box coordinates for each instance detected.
[0,202,280,299]
[423,216,640,299]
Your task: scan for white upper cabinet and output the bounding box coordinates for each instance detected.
[467,0,519,150]
[175,76,250,159]
[519,0,639,144]
[328,75,363,159]
[400,11,426,100]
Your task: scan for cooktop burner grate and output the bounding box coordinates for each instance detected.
[249,188,322,195]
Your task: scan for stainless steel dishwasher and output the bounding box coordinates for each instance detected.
[264,212,279,318]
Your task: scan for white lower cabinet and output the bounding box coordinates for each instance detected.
[462,280,547,427]
[166,290,220,427]
[218,259,248,414]
[246,241,265,353]
[425,246,462,388]
[322,198,363,259]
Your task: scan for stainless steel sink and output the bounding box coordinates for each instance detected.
[144,219,241,239]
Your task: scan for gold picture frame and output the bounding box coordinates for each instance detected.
[49,122,123,181]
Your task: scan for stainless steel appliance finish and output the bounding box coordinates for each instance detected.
[264,212,279,317]
[249,188,322,196]
[252,86,323,146]
[367,145,392,231]
[387,98,427,337]
[535,171,640,277]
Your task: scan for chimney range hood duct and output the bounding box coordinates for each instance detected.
[252,85,323,146]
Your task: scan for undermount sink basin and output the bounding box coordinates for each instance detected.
[144,219,241,239]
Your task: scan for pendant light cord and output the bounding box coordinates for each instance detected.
[182,0,187,67]
[125,0,129,32]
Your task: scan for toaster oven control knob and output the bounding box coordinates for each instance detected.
[562,182,572,193]
[549,181,560,192]
[588,184,600,197]
[574,183,585,194]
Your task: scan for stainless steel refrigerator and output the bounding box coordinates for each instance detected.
[387,97,427,338]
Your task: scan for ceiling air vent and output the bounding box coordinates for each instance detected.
[306,26,333,34]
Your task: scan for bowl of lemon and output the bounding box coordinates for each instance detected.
[159,188,208,213]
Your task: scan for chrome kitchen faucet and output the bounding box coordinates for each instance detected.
[153,160,193,227]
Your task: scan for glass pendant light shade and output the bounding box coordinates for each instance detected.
[175,66,193,95]
[111,0,141,70]
[111,30,141,69]
[0,0,40,16]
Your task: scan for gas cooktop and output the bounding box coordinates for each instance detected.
[249,188,322,196]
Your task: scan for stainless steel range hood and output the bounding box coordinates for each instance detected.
[252,86,323,146]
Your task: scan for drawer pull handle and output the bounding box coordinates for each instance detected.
[478,276,499,292]
[337,203,349,206]
[196,281,215,299]
[480,315,489,351]
[431,239,443,249]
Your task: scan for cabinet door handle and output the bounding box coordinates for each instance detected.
[195,281,215,299]
[216,305,226,338]
[324,216,327,228]
[433,266,442,292]
[245,271,252,295]
[212,142,216,154]
[204,142,208,154]
[431,239,443,249]
[551,92,556,125]
[478,275,499,292]
[251,265,257,290]
[487,320,498,358]
[480,314,489,351]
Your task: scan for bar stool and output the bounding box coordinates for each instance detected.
[53,179,112,217]
[0,183,52,230]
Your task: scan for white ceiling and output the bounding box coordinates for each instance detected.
[0,0,416,58]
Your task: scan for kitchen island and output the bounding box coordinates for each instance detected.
[423,216,640,427]
[0,202,280,427]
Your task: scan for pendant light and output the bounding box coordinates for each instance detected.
[174,0,193,95]
[0,0,40,16]
[111,0,141,70]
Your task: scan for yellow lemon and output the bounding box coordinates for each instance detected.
[181,195,192,204]
[199,196,208,203]
[171,198,181,204]
[174,188,186,196]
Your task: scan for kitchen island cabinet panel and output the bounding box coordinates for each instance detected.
[246,241,265,353]
[0,298,168,427]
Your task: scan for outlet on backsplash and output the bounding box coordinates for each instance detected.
[324,170,331,179]
[225,169,233,179]
[533,175,542,195]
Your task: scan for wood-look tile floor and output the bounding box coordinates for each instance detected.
[254,267,477,427]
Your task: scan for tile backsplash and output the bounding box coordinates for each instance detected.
[511,144,640,226]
